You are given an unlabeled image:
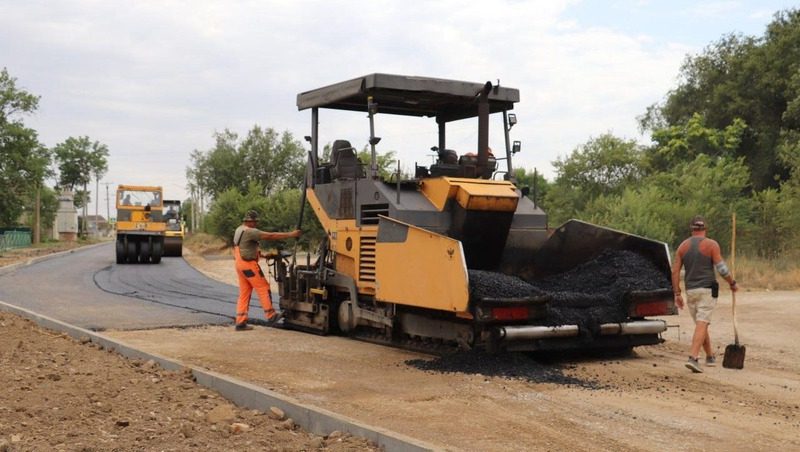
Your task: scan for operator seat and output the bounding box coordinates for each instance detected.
[330,139,360,180]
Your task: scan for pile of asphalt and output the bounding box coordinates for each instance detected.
[468,249,670,332]
[405,351,602,388]
[531,249,670,330]
[468,270,545,299]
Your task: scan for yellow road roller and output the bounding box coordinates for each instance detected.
[162,199,184,257]
[115,185,165,264]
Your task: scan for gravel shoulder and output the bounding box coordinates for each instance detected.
[108,250,800,451]
[0,239,104,269]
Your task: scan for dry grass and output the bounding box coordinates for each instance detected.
[0,238,103,267]
[733,254,800,290]
[183,232,229,255]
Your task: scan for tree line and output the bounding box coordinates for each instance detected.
[520,9,800,258]
[185,129,396,246]
[0,68,109,239]
[186,9,799,260]
[8,8,797,260]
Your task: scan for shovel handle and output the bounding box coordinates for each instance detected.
[731,212,739,345]
[732,291,740,345]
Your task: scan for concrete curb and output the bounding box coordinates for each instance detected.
[0,300,438,452]
[0,241,111,276]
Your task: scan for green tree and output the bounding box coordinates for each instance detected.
[587,184,678,244]
[544,133,645,225]
[187,126,306,199]
[512,167,549,210]
[54,136,109,206]
[641,9,800,189]
[23,186,58,234]
[242,127,306,195]
[205,183,323,247]
[0,68,39,123]
[53,136,109,237]
[356,146,397,180]
[0,68,51,227]
[195,129,246,198]
[586,154,750,250]
[648,113,747,170]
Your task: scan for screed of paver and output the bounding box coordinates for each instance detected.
[108,290,800,452]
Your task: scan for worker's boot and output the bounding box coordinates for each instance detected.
[235,323,253,331]
[265,312,283,326]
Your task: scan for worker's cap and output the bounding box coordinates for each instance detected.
[690,215,706,230]
[243,210,259,221]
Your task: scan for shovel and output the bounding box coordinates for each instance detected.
[723,212,746,369]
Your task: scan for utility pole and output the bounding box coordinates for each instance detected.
[94,175,99,237]
[198,186,204,232]
[101,182,115,222]
[82,180,88,239]
[34,184,41,244]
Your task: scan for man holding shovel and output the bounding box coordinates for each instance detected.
[672,215,739,373]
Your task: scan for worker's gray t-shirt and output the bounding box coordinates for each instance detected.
[233,226,263,261]
[683,237,715,290]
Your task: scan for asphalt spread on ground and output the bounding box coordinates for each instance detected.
[0,243,267,330]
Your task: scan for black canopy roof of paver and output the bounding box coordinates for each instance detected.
[296,73,519,122]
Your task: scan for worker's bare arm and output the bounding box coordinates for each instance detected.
[707,240,737,289]
[259,229,302,241]
[672,245,685,309]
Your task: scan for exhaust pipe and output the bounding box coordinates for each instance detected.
[497,325,579,341]
[599,320,667,336]
[498,320,667,342]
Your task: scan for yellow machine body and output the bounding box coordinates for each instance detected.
[163,200,184,257]
[374,217,470,313]
[306,176,515,315]
[115,185,166,264]
[420,177,519,212]
[278,73,676,352]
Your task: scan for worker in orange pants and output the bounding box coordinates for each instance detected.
[233,210,301,331]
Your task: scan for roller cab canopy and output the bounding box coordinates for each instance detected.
[296,73,520,122]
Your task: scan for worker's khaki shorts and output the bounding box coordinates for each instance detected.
[686,288,717,323]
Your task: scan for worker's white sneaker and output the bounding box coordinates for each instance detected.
[706,355,717,367]
[685,357,703,373]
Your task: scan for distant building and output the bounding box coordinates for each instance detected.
[55,191,79,241]
[82,215,111,237]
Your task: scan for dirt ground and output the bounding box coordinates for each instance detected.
[0,240,98,268]
[131,249,799,451]
[0,245,377,452]
[0,312,378,451]
[2,244,798,451]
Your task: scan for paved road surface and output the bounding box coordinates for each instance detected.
[0,243,271,330]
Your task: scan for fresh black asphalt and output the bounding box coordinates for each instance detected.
[0,243,272,331]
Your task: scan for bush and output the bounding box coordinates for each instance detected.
[204,183,323,248]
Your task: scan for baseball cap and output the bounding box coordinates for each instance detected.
[690,215,706,230]
[243,210,259,221]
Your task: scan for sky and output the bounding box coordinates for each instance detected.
[1,0,795,219]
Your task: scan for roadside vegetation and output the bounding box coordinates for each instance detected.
[0,237,102,267]
[4,10,799,288]
[181,9,800,289]
[0,69,109,240]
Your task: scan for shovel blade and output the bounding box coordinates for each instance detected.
[723,343,746,369]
